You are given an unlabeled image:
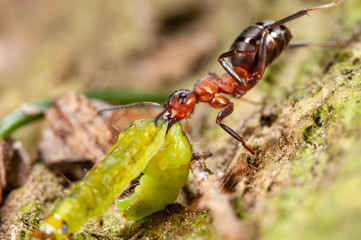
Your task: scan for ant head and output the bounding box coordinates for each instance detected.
[155,89,197,130]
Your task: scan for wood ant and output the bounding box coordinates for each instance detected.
[154,0,342,158]
[100,1,342,158]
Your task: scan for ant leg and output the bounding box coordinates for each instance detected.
[288,40,344,48]
[252,29,269,81]
[216,102,256,157]
[240,98,262,105]
[218,49,256,88]
[244,0,342,85]
[265,0,342,30]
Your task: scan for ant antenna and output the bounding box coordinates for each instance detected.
[154,108,168,128]
[98,102,162,116]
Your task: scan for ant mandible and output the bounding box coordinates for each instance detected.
[155,0,342,158]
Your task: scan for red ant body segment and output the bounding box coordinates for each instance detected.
[157,0,342,157]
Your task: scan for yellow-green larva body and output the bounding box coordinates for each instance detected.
[117,119,192,220]
[31,118,192,240]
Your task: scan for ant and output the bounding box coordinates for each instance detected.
[100,0,342,158]
[153,0,342,158]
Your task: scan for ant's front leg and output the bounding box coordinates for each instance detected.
[252,29,269,81]
[215,100,256,158]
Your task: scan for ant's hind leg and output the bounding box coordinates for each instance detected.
[288,40,344,49]
[216,102,256,158]
[253,29,269,81]
[265,0,342,30]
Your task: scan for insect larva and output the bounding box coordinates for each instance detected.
[117,118,192,220]
[31,118,192,240]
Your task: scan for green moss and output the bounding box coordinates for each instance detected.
[260,41,361,240]
[20,202,40,214]
[303,104,333,144]
[287,88,309,102]
[183,211,213,240]
[263,146,361,240]
[234,198,247,219]
[15,204,42,240]
[290,148,313,181]
[333,48,355,64]
[70,205,213,240]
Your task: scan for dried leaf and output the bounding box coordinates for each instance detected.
[38,93,114,180]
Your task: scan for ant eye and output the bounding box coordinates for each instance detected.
[178,93,187,104]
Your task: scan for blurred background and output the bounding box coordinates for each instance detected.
[0,0,352,110]
[0,0,354,148]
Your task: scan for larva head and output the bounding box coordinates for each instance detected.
[155,89,197,131]
[30,229,56,240]
[30,214,68,240]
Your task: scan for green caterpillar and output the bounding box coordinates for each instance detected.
[31,118,192,240]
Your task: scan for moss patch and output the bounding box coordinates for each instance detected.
[259,41,361,240]
[71,205,212,240]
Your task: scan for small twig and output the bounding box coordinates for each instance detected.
[190,151,247,240]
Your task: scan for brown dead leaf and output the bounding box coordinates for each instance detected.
[0,139,31,203]
[38,93,114,180]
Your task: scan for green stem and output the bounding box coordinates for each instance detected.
[0,100,51,140]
